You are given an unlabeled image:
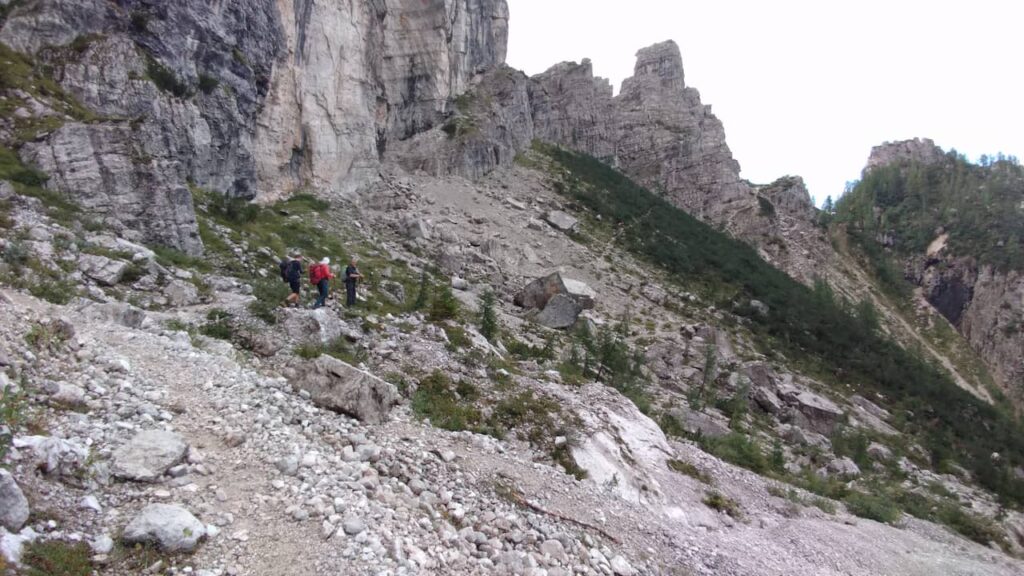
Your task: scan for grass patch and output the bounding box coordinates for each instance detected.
[698,433,776,475]
[21,540,92,576]
[443,324,472,351]
[843,491,901,524]
[703,491,742,519]
[411,371,484,433]
[199,308,234,340]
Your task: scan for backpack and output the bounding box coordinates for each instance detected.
[309,264,323,285]
[279,259,289,283]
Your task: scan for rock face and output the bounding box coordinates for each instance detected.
[290,355,400,424]
[4,0,509,249]
[78,254,128,286]
[255,0,509,199]
[111,430,189,482]
[0,470,29,532]
[122,503,206,552]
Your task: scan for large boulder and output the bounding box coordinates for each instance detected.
[514,272,595,310]
[544,210,579,232]
[78,254,128,286]
[163,280,200,307]
[792,391,844,435]
[290,356,400,424]
[122,504,206,552]
[111,430,189,482]
[533,293,583,329]
[0,470,29,532]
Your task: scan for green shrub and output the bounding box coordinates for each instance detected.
[443,324,472,351]
[843,492,900,524]
[294,342,322,359]
[703,491,742,518]
[411,371,483,432]
[199,308,234,340]
[197,73,219,95]
[145,56,189,98]
[22,540,92,576]
[699,433,771,475]
[28,277,76,305]
[429,284,460,321]
[507,336,557,362]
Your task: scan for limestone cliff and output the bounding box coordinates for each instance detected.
[1,0,508,252]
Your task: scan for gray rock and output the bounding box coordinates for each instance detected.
[826,457,862,478]
[48,382,87,408]
[668,406,730,439]
[342,517,366,536]
[793,391,844,435]
[752,387,783,415]
[111,430,189,482]
[78,254,128,286]
[281,308,347,345]
[544,210,578,232]
[76,301,147,328]
[867,442,893,462]
[451,276,469,291]
[122,504,206,552]
[610,555,635,576]
[12,435,89,477]
[533,293,583,329]
[514,272,595,310]
[379,281,406,305]
[164,280,200,307]
[92,534,114,555]
[290,356,400,424]
[0,470,29,532]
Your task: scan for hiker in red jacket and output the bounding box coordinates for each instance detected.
[310,257,334,309]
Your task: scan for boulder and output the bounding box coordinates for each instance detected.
[778,424,831,450]
[78,254,128,286]
[290,356,400,424]
[76,301,146,328]
[111,430,189,482]
[752,387,783,415]
[514,272,595,310]
[0,470,29,532]
[122,504,206,552]
[544,210,579,232]
[12,435,89,477]
[826,457,862,478]
[793,391,844,435]
[281,308,350,344]
[163,279,200,307]
[379,281,406,305]
[668,406,730,439]
[867,442,893,462]
[533,293,583,329]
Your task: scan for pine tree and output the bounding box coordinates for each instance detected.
[479,289,498,342]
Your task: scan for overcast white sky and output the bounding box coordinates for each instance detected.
[506,0,1024,205]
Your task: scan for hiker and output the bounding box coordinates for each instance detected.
[310,257,334,309]
[344,256,363,307]
[280,252,304,307]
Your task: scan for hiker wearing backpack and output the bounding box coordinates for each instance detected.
[281,252,304,307]
[310,257,334,309]
[344,256,363,307]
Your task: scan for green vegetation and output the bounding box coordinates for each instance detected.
[428,284,460,322]
[534,142,1024,507]
[560,321,652,413]
[442,324,471,351]
[197,73,219,95]
[836,154,1024,272]
[199,308,234,340]
[667,459,713,484]
[22,540,93,576]
[0,381,26,460]
[698,432,778,476]
[703,490,742,518]
[843,491,901,524]
[479,288,499,342]
[145,55,190,98]
[294,337,366,365]
[411,371,485,433]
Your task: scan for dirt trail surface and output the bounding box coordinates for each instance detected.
[1,289,1021,576]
